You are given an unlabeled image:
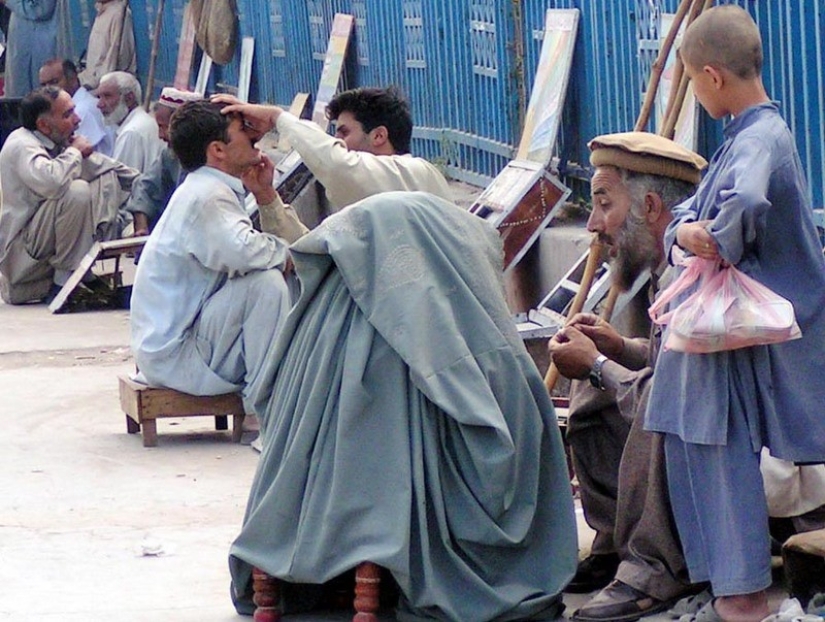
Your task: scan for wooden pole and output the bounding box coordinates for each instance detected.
[661,0,714,138]
[544,235,604,393]
[634,0,694,132]
[546,0,713,397]
[659,55,685,135]
[144,0,165,111]
[511,0,527,136]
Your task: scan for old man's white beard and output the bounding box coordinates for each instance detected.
[104,100,130,126]
[612,211,657,292]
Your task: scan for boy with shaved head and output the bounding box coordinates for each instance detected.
[645,6,825,621]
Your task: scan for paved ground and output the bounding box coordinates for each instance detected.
[0,244,793,621]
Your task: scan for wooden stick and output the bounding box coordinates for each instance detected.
[634,0,694,132]
[544,235,604,393]
[661,70,691,139]
[144,0,165,111]
[661,0,714,138]
[660,55,685,135]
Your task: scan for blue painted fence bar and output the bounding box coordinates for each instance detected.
[61,1,824,206]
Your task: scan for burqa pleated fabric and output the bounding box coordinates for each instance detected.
[230,191,577,621]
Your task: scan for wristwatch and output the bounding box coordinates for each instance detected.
[589,354,609,391]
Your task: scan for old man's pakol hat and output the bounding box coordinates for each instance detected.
[588,132,707,185]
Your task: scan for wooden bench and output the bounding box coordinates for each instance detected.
[118,375,245,447]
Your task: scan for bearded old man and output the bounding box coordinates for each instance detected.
[125,87,202,236]
[96,71,163,173]
[548,132,707,622]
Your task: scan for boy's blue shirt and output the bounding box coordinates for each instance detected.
[647,101,825,462]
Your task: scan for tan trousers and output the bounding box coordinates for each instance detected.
[0,154,136,304]
[567,380,692,601]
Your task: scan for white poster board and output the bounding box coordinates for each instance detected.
[656,13,698,150]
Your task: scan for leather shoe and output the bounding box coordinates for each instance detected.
[564,552,619,593]
[571,580,673,622]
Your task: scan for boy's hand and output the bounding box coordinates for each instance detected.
[677,220,719,260]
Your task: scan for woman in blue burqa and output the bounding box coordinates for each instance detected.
[229,191,577,621]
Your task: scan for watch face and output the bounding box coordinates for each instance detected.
[589,355,607,390]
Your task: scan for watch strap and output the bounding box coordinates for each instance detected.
[589,354,609,391]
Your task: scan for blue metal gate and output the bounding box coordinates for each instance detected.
[60,0,825,206]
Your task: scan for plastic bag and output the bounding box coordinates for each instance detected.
[649,254,801,353]
[759,596,824,621]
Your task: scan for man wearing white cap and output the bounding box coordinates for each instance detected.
[548,132,707,621]
[126,87,201,236]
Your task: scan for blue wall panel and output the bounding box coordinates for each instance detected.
[60,0,825,205]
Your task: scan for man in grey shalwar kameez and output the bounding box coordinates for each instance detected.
[229,191,578,621]
[0,86,136,303]
[130,100,291,418]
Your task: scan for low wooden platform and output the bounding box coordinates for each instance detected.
[118,375,245,447]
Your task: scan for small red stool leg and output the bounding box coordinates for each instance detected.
[252,566,281,622]
[353,561,381,621]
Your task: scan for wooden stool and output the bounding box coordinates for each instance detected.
[251,562,382,622]
[118,375,245,447]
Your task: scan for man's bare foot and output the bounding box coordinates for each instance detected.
[713,591,769,622]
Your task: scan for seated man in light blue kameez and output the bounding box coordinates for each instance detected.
[130,100,291,419]
[229,191,578,621]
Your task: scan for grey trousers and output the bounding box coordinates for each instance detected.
[567,380,692,601]
[193,270,291,418]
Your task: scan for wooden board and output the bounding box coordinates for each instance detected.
[311,13,354,130]
[173,2,197,90]
[516,9,579,164]
[194,53,213,95]
[468,10,579,275]
[237,36,255,103]
[516,250,649,340]
[48,237,148,314]
[469,159,570,272]
[655,13,698,150]
[288,92,310,118]
[274,93,310,154]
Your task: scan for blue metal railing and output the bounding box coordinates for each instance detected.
[59,0,825,206]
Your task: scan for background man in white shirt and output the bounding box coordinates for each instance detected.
[96,71,163,173]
